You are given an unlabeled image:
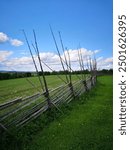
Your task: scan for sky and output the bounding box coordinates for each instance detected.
[0,0,113,71]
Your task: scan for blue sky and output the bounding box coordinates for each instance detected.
[0,0,113,71]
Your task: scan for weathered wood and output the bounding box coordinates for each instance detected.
[0,97,22,110]
[33,30,51,108]
[0,76,97,129]
[0,93,41,121]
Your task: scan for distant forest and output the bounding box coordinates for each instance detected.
[0,69,113,80]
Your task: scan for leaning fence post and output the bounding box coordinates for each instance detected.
[42,89,51,109]
[68,82,75,98]
[93,76,95,85]
[96,75,97,83]
[82,80,88,91]
[90,76,94,87]
[32,30,52,109]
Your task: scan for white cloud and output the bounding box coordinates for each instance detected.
[0,48,112,71]
[6,57,33,66]
[94,49,101,54]
[0,32,23,46]
[39,52,60,63]
[10,39,23,46]
[0,32,9,43]
[97,57,113,70]
[96,57,103,62]
[104,57,113,63]
[63,48,100,62]
[20,52,29,55]
[0,50,13,62]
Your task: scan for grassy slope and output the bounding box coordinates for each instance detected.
[24,75,113,150]
[0,74,82,103]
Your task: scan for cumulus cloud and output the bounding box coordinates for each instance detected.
[0,50,13,62]
[0,48,112,71]
[0,32,9,43]
[97,57,113,70]
[104,57,113,63]
[94,49,101,54]
[20,52,29,55]
[5,56,33,66]
[10,39,23,46]
[63,48,99,62]
[96,57,103,61]
[0,31,23,46]
[3,52,61,71]
[39,52,60,63]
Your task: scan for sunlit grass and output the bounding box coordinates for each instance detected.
[1,76,113,150]
[0,74,86,104]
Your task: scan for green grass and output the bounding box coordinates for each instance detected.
[0,74,83,104]
[1,75,113,150]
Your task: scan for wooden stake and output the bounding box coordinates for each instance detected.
[22,30,45,92]
[33,30,51,107]
[49,26,69,83]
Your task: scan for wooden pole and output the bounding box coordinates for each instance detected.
[89,57,94,87]
[66,48,72,83]
[49,26,69,83]
[79,46,88,91]
[78,48,84,79]
[58,31,71,83]
[79,46,86,79]
[33,30,51,107]
[22,30,45,92]
[60,56,81,80]
[58,32,68,69]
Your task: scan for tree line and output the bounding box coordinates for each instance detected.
[0,72,32,80]
[0,69,113,80]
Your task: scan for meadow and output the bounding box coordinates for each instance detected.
[0,74,84,104]
[1,75,113,150]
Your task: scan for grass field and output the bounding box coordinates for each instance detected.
[1,75,113,150]
[0,74,84,104]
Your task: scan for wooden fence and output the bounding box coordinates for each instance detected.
[0,76,96,130]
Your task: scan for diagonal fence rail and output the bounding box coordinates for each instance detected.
[0,76,96,130]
